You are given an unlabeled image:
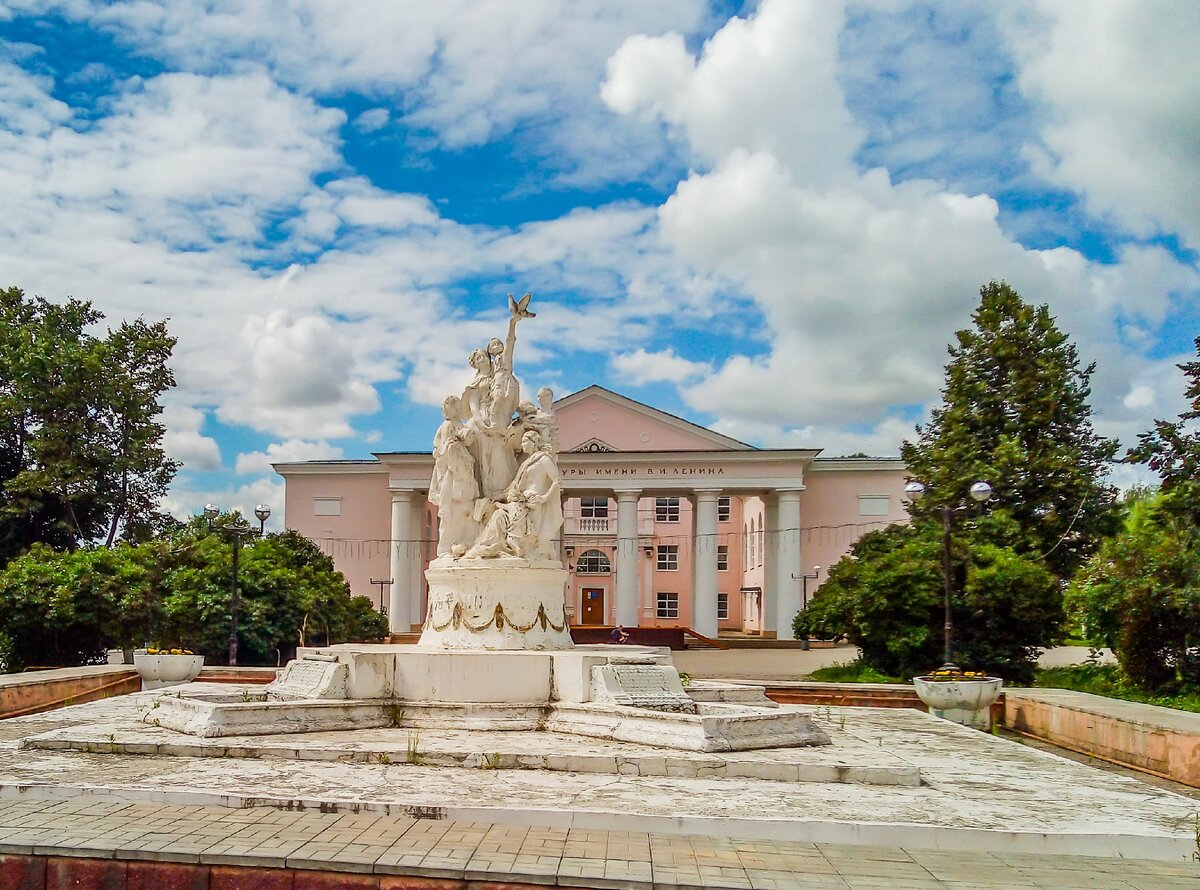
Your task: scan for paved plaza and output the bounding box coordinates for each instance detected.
[0,797,1196,888]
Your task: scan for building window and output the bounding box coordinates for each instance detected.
[757,516,764,565]
[580,497,610,518]
[576,549,611,574]
[743,521,750,564]
[717,545,729,571]
[656,545,679,571]
[717,593,729,620]
[655,497,680,522]
[313,497,342,516]
[858,495,891,516]
[718,496,731,522]
[656,591,679,619]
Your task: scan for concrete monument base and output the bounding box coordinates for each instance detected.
[141,643,833,752]
[418,558,572,650]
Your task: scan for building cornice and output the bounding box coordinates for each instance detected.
[810,457,906,472]
[272,461,389,476]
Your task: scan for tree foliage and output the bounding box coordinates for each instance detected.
[0,287,180,565]
[1128,335,1200,521]
[0,521,388,671]
[1068,493,1200,694]
[900,281,1119,579]
[796,523,1060,683]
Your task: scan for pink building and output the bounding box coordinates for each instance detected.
[274,386,909,639]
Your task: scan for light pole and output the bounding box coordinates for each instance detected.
[903,480,993,669]
[791,565,822,651]
[204,503,268,667]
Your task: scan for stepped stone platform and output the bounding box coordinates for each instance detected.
[20,684,918,786]
[1,687,1196,862]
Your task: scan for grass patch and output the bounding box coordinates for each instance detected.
[808,660,903,684]
[1035,663,1200,713]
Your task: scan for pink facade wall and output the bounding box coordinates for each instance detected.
[282,469,394,612]
[799,467,911,596]
[557,397,737,452]
[276,391,909,634]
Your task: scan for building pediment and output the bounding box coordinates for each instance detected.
[555,385,752,453]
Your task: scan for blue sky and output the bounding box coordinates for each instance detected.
[1,0,1197,525]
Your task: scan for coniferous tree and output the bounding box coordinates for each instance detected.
[900,281,1119,579]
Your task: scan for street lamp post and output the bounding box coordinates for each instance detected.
[204,503,269,667]
[791,565,822,651]
[903,480,993,669]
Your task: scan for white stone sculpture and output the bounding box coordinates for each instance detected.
[421,293,571,650]
[428,395,480,557]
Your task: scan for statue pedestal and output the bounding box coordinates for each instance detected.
[418,557,572,650]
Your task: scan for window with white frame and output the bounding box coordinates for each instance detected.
[858,495,891,516]
[757,517,764,565]
[656,591,679,619]
[656,545,679,571]
[655,497,680,522]
[313,497,342,516]
[718,496,731,522]
[580,497,610,518]
[743,522,750,563]
[575,549,611,574]
[717,592,729,620]
[717,545,729,571]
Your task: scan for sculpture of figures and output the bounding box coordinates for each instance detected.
[504,430,563,561]
[429,395,479,557]
[431,291,564,563]
[530,386,559,454]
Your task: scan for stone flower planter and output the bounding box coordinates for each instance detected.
[134,652,205,690]
[913,675,1002,730]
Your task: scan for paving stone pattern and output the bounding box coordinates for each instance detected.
[0,796,1196,888]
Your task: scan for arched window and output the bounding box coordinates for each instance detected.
[576,549,612,574]
[743,522,750,564]
[757,513,764,565]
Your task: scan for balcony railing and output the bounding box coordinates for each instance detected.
[578,517,611,533]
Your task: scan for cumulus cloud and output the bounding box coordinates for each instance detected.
[160,403,221,471]
[235,439,345,475]
[612,348,710,385]
[604,0,1200,449]
[26,0,707,182]
[221,311,380,439]
[1002,1,1200,249]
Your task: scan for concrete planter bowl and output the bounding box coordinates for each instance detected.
[134,653,205,690]
[913,675,1002,730]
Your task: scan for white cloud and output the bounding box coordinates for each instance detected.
[160,403,221,471]
[29,0,707,182]
[612,348,710,385]
[235,439,345,475]
[605,0,1200,450]
[1002,1,1200,249]
[163,475,285,530]
[353,107,389,133]
[221,311,381,439]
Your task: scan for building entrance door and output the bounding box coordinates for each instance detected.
[580,588,605,625]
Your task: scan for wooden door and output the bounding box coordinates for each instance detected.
[580,588,605,625]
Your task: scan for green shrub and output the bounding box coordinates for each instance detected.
[795,523,1060,683]
[1068,494,1200,695]
[0,524,387,670]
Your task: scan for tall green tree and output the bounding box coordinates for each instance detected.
[901,281,1119,579]
[0,286,179,563]
[1128,335,1200,520]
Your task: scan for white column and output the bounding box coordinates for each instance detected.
[388,490,414,634]
[409,496,426,630]
[692,490,721,639]
[774,489,803,640]
[614,489,641,627]
[762,495,779,637]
